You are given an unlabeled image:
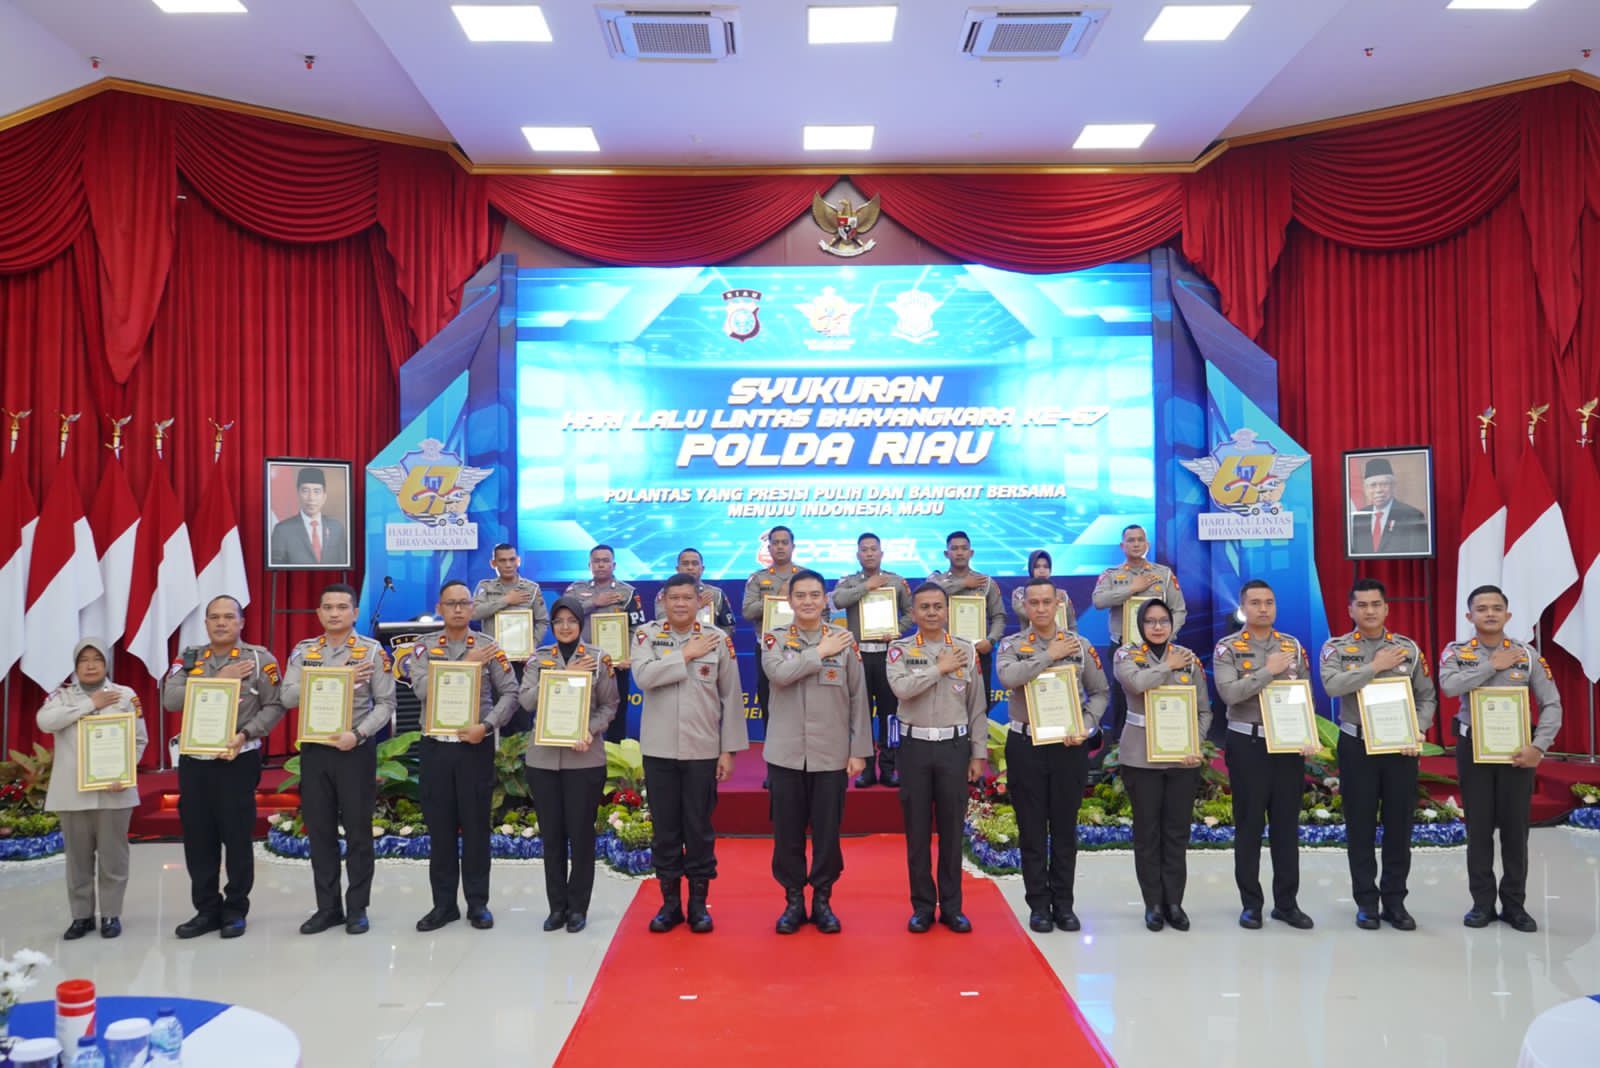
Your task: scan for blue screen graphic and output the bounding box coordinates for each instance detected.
[514,262,1155,584]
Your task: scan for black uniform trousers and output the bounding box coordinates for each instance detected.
[1103,643,1128,733]
[1122,764,1201,909]
[643,756,720,880]
[419,738,495,911]
[526,765,606,914]
[978,650,996,712]
[1339,734,1418,911]
[898,735,970,917]
[603,668,632,743]
[768,765,847,893]
[861,650,899,772]
[755,657,770,725]
[177,749,262,920]
[300,742,378,914]
[1006,731,1089,913]
[506,662,532,734]
[1225,730,1303,912]
[1456,744,1536,912]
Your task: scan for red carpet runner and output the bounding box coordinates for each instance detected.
[556,835,1114,1067]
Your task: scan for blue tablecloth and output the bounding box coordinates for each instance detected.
[8,995,228,1045]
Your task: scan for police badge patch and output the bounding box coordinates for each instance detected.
[722,289,761,342]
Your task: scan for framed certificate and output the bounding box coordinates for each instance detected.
[1054,600,1070,634]
[535,670,592,748]
[297,666,353,746]
[1356,678,1421,754]
[179,677,241,756]
[1469,687,1531,764]
[1261,679,1318,754]
[1145,685,1200,763]
[1121,596,1153,644]
[424,660,482,736]
[1024,666,1084,744]
[77,713,137,791]
[859,587,900,640]
[592,611,630,664]
[763,595,796,634]
[494,610,536,661]
[950,595,987,643]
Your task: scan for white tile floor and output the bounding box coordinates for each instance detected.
[2,831,1598,1067]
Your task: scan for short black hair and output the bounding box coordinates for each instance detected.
[1349,578,1386,602]
[857,532,880,546]
[678,547,702,563]
[1122,524,1146,537]
[439,579,470,598]
[590,544,614,557]
[1023,576,1056,594]
[205,594,243,615]
[945,530,971,547]
[492,543,517,556]
[663,573,698,592]
[912,582,948,603]
[1240,579,1273,598]
[1467,584,1507,608]
[789,569,826,595]
[768,525,794,541]
[320,583,358,605]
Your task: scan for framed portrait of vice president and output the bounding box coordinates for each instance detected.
[1343,447,1434,561]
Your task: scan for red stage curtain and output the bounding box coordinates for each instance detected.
[1181,142,1292,340]
[0,108,88,273]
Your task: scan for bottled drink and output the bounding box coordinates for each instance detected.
[149,1007,184,1065]
[72,1035,105,1068]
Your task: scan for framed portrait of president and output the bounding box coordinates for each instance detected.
[1343,446,1434,560]
[265,458,353,571]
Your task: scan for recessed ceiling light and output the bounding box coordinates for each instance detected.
[1446,0,1538,9]
[808,5,898,44]
[453,5,552,42]
[1144,5,1251,41]
[804,125,875,151]
[151,0,246,12]
[522,126,600,152]
[1074,123,1155,149]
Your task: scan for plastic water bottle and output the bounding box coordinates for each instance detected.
[149,1007,184,1065]
[72,1035,105,1068]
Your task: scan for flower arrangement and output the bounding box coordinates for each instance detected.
[1572,783,1600,806]
[1,947,50,1042]
[1569,785,1600,830]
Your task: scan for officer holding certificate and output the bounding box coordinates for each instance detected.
[519,598,618,934]
[473,543,548,730]
[652,547,737,629]
[925,531,1006,711]
[761,569,873,935]
[830,532,914,788]
[565,544,646,742]
[996,577,1108,933]
[1114,600,1211,933]
[1212,579,1316,931]
[743,525,800,731]
[401,580,519,933]
[1091,524,1185,732]
[1009,550,1077,632]
[1318,579,1436,932]
[281,583,396,936]
[887,583,988,934]
[161,595,283,940]
[1438,584,1563,933]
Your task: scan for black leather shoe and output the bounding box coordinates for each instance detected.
[1462,907,1495,928]
[1239,908,1263,930]
[854,763,877,789]
[220,917,247,939]
[1028,911,1054,933]
[1501,908,1538,933]
[543,911,568,932]
[467,907,495,930]
[1355,910,1380,931]
[1271,907,1314,930]
[299,909,345,935]
[880,768,900,788]
[907,912,934,934]
[939,912,972,934]
[811,896,841,935]
[1144,909,1165,932]
[64,918,95,940]
[175,914,222,939]
[99,917,121,939]
[1380,906,1416,931]
[1053,909,1081,932]
[776,895,807,935]
[415,905,461,932]
[565,912,587,934]
[650,904,684,933]
[345,911,369,935]
[1163,905,1190,931]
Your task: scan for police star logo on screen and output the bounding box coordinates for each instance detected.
[721,289,762,342]
[1180,428,1307,542]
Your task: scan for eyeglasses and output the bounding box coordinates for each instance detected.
[1144,618,1173,627]
[439,600,473,609]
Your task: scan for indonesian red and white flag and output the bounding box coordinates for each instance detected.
[21,466,102,688]
[1454,463,1507,641]
[124,464,199,679]
[0,464,38,680]
[1552,449,1600,681]
[79,460,141,648]
[178,466,249,647]
[1501,446,1577,643]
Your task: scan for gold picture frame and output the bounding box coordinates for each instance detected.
[534,669,593,748]
[178,676,241,756]
[1356,677,1421,755]
[493,609,536,661]
[1023,665,1084,745]
[1145,685,1200,763]
[858,587,900,641]
[950,594,987,643]
[591,611,630,664]
[77,713,137,791]
[1469,687,1531,764]
[424,660,482,737]
[296,666,354,746]
[762,595,796,634]
[1261,679,1318,754]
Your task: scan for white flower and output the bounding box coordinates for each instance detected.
[1313,807,1331,820]
[371,825,386,837]
[608,811,624,829]
[398,824,415,836]
[267,813,283,825]
[337,825,346,837]
[993,833,1009,844]
[1584,794,1598,805]
[498,824,514,835]
[2,973,35,1001]
[1203,816,1219,827]
[1422,808,1438,820]
[1322,777,1339,789]
[521,827,535,839]
[9,949,49,970]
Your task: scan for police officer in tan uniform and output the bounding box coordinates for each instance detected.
[1009,550,1077,632]
[633,573,749,934]
[997,577,1109,933]
[887,583,988,934]
[1092,524,1185,732]
[281,583,396,936]
[1213,579,1316,931]
[161,595,283,940]
[565,543,646,742]
[1318,578,1437,932]
[1439,584,1563,933]
[762,569,872,934]
[743,526,800,731]
[924,530,1006,711]
[652,547,737,629]
[830,532,914,788]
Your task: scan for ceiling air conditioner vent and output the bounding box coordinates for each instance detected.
[960,7,1107,59]
[597,6,739,60]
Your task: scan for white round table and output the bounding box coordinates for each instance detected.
[1518,995,1600,1068]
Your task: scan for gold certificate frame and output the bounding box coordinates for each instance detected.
[1024,665,1084,745]
[494,609,536,661]
[77,713,137,791]
[1054,600,1070,634]
[762,595,796,634]
[1469,687,1531,764]
[591,611,630,664]
[1121,596,1154,644]
[424,660,482,736]
[950,594,987,643]
[1145,685,1200,763]
[1356,677,1421,755]
[1261,679,1318,754]
[297,666,354,746]
[179,676,241,756]
[534,669,592,748]
[859,587,900,640]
